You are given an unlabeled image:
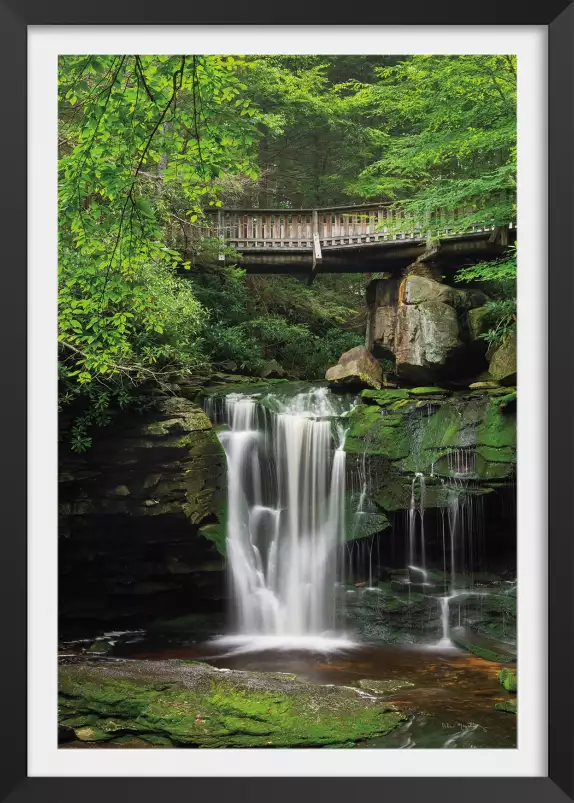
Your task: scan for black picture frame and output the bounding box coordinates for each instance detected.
[2,3,572,801]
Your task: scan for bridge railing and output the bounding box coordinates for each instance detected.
[185,202,509,252]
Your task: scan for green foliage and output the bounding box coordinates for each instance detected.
[204,312,361,378]
[58,55,261,445]
[58,54,517,448]
[478,300,516,347]
[456,246,517,347]
[348,55,516,234]
[190,268,365,377]
[455,252,516,288]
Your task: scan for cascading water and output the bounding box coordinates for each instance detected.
[207,386,355,650]
[408,472,426,571]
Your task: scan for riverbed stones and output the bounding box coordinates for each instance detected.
[326,345,383,389]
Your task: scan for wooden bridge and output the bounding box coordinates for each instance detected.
[181,203,515,279]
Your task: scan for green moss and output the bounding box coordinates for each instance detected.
[491,389,517,410]
[451,638,515,664]
[59,662,407,748]
[360,389,409,406]
[475,445,515,463]
[199,521,227,557]
[476,403,516,450]
[495,699,517,714]
[345,405,383,439]
[75,726,116,742]
[498,669,517,692]
[469,381,500,390]
[346,404,411,460]
[373,477,412,511]
[345,493,390,539]
[138,733,175,746]
[87,640,112,654]
[408,387,450,397]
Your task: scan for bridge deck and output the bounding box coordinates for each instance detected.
[178,202,514,275]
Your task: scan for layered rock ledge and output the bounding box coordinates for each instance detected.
[59,660,407,748]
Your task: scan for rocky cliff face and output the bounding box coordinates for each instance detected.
[365,275,489,383]
[59,397,227,633]
[344,385,516,511]
[341,384,516,647]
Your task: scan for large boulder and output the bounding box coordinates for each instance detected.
[59,660,406,748]
[366,275,489,382]
[488,331,517,385]
[395,298,462,382]
[468,305,491,341]
[325,345,382,389]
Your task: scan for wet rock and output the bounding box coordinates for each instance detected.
[469,381,500,390]
[498,668,517,692]
[407,386,451,398]
[358,679,415,694]
[86,639,112,654]
[495,699,517,714]
[450,637,515,664]
[59,660,408,748]
[326,346,383,389]
[361,388,409,406]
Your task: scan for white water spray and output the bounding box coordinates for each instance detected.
[212,387,354,647]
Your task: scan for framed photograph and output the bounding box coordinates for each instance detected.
[3,1,571,801]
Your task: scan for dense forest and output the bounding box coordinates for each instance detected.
[58,54,516,450]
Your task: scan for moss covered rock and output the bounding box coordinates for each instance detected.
[450,637,515,664]
[407,387,451,398]
[495,699,517,714]
[498,668,517,692]
[59,660,407,748]
[361,389,409,406]
[345,405,411,460]
[488,332,517,385]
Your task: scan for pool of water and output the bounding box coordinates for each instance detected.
[100,636,516,748]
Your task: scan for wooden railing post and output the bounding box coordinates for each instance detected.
[310,209,322,283]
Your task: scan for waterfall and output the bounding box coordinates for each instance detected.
[208,386,355,649]
[408,472,426,571]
